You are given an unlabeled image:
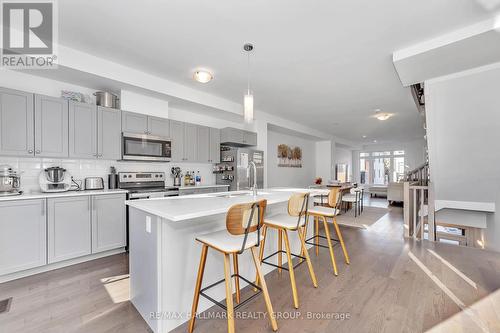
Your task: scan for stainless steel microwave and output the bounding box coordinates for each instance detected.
[121,132,172,162]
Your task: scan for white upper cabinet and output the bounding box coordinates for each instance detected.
[69,101,98,159]
[97,106,122,160]
[148,116,170,137]
[122,111,148,134]
[122,111,170,137]
[0,87,34,156]
[220,127,257,147]
[34,94,69,158]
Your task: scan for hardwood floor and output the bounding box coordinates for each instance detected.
[1,199,499,333]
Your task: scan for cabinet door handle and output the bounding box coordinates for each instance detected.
[28,149,33,154]
[35,150,41,154]
[41,200,45,216]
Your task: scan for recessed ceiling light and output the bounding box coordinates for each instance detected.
[362,135,367,138]
[373,109,394,121]
[193,70,213,83]
[373,140,377,143]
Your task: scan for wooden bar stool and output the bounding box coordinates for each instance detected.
[256,192,318,309]
[305,188,350,276]
[189,200,278,333]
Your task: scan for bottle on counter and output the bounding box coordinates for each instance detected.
[195,171,201,186]
[190,171,195,186]
[184,171,190,186]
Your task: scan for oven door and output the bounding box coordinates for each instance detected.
[122,132,171,162]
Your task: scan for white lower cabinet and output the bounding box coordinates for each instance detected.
[48,196,92,264]
[0,199,46,275]
[91,194,126,253]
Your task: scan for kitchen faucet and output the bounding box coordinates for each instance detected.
[247,161,258,196]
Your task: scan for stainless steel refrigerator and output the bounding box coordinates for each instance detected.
[215,147,264,191]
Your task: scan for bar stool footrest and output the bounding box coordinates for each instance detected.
[261,250,306,271]
[199,274,262,311]
[305,234,339,249]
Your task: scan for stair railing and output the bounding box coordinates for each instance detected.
[403,180,435,241]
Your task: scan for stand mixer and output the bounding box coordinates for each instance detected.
[39,167,72,192]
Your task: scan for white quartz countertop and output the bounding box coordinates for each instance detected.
[0,189,128,202]
[178,184,229,190]
[126,188,321,222]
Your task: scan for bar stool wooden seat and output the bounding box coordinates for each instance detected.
[189,200,278,333]
[305,188,350,276]
[257,192,318,309]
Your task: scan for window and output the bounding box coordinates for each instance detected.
[358,150,405,184]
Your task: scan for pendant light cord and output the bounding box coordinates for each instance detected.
[247,50,251,94]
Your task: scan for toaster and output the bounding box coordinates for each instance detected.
[84,177,104,190]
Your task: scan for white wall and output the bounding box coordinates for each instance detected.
[315,141,333,183]
[120,90,169,118]
[426,63,500,252]
[267,130,316,188]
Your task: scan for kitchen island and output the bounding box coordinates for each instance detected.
[126,188,318,333]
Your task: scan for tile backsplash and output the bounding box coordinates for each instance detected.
[1,156,216,193]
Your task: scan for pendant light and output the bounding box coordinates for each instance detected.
[243,43,254,123]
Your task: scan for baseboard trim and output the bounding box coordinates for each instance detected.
[0,248,126,283]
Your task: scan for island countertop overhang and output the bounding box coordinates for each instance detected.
[125,188,321,222]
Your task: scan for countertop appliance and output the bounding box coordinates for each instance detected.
[121,132,172,162]
[39,166,71,193]
[215,147,264,191]
[85,177,104,190]
[0,164,22,196]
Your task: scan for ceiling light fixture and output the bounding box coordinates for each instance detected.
[193,70,213,83]
[243,43,254,123]
[373,109,394,121]
[362,135,367,138]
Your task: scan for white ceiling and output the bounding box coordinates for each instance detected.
[58,0,497,144]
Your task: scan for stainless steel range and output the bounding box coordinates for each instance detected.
[118,172,179,199]
[119,171,179,250]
